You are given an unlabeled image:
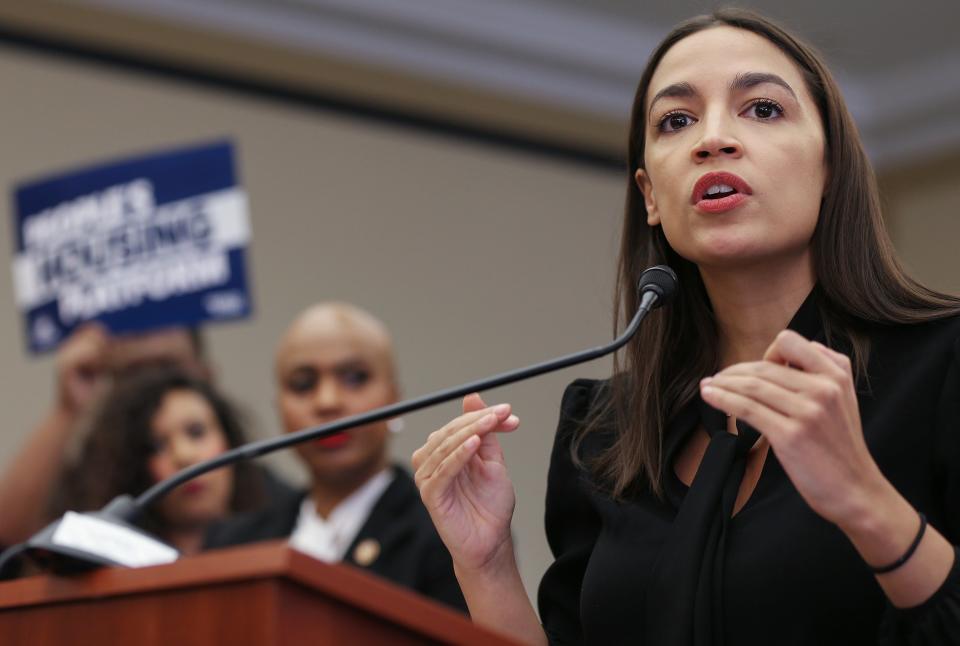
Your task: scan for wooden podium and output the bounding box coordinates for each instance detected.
[0,541,521,645]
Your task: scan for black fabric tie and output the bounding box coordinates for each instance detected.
[643,287,823,645]
[644,400,760,646]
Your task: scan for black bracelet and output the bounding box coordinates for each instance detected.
[870,513,927,575]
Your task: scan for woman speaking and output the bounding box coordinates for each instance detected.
[412,8,960,645]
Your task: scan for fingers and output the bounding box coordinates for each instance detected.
[713,361,821,394]
[812,341,853,375]
[763,330,845,379]
[414,409,508,489]
[703,334,857,447]
[426,433,482,495]
[462,392,488,414]
[57,324,111,412]
[59,323,110,368]
[413,405,505,468]
[412,403,515,473]
[702,373,818,420]
[701,382,796,443]
[476,412,521,462]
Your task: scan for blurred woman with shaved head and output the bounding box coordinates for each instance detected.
[206,303,466,611]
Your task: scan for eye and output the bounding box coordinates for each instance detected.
[184,421,208,440]
[286,369,317,394]
[657,111,697,133]
[742,98,784,121]
[338,367,371,389]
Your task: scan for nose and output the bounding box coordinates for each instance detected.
[691,112,742,162]
[169,434,201,470]
[312,378,344,417]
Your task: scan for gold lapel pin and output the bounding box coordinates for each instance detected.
[353,538,381,567]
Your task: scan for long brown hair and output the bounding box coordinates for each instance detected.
[577,8,960,498]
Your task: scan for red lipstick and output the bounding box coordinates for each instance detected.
[181,481,205,495]
[691,171,753,214]
[314,432,349,449]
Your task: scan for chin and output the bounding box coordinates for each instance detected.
[683,231,808,269]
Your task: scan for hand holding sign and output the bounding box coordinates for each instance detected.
[55,323,110,415]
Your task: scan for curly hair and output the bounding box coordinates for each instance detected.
[55,363,265,531]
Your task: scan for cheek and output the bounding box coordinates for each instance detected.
[642,153,692,244]
[656,211,699,263]
[147,455,173,483]
[355,425,390,457]
[200,432,230,460]
[210,466,234,499]
[279,395,310,430]
[772,142,826,231]
[344,383,395,413]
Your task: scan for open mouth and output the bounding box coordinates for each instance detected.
[702,183,739,200]
[691,172,753,213]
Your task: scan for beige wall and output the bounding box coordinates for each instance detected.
[880,152,960,295]
[0,42,623,598]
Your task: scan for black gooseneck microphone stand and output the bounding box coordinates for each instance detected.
[0,265,677,578]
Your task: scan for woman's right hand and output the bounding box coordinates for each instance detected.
[56,323,110,416]
[413,393,520,573]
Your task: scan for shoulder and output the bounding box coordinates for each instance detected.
[557,379,609,437]
[553,378,614,462]
[865,313,960,380]
[546,378,615,501]
[353,466,455,577]
[361,466,436,540]
[378,465,423,510]
[257,465,299,503]
[205,486,305,549]
[869,312,960,349]
[560,378,608,414]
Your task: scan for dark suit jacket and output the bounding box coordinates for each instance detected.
[205,465,467,612]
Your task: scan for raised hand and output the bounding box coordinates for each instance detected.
[412,393,520,572]
[55,323,110,416]
[700,329,956,609]
[700,330,883,525]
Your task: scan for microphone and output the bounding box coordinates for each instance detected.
[637,265,678,313]
[0,265,679,578]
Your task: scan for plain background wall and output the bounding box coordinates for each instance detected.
[0,37,957,603]
[880,152,960,295]
[0,43,624,597]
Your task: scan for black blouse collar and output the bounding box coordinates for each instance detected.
[661,286,824,493]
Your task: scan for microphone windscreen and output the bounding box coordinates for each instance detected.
[638,265,678,307]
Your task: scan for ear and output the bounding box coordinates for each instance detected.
[635,169,660,226]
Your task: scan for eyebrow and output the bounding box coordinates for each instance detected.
[647,72,798,120]
[287,357,369,372]
[730,72,797,99]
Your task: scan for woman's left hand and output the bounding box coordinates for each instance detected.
[700,330,886,527]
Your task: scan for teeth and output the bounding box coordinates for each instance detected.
[705,184,735,196]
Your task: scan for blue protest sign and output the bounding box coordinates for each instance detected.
[11,141,253,353]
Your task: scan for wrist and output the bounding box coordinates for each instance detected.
[454,536,521,587]
[836,476,920,569]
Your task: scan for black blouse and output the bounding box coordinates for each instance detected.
[538,297,960,645]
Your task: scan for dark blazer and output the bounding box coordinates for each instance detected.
[205,465,467,613]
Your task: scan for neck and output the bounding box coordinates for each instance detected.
[700,253,816,368]
[310,459,388,519]
[162,524,208,556]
